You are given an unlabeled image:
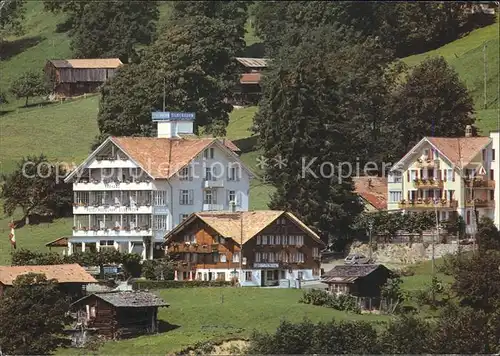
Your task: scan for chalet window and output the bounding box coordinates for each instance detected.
[179,190,193,205]
[90,306,96,318]
[282,252,289,263]
[192,253,198,263]
[275,235,281,245]
[256,235,261,245]
[217,272,225,281]
[492,149,496,161]
[255,252,262,262]
[182,272,189,280]
[203,147,215,159]
[185,253,191,262]
[266,270,274,280]
[197,272,202,280]
[262,235,268,245]
[268,235,274,245]
[312,247,319,258]
[220,254,227,263]
[296,235,304,246]
[262,252,269,262]
[282,236,288,245]
[245,271,252,281]
[298,272,304,280]
[180,214,189,222]
[212,252,219,263]
[269,252,275,263]
[312,268,320,276]
[289,235,296,245]
[183,234,196,243]
[233,252,240,263]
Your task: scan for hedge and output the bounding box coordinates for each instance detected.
[131,279,232,290]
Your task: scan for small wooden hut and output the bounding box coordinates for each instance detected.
[70,291,169,340]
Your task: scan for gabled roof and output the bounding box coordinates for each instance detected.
[48,58,123,69]
[45,236,69,247]
[0,264,97,286]
[72,291,169,308]
[65,136,252,181]
[322,264,392,284]
[240,73,262,84]
[164,211,325,246]
[392,136,492,171]
[353,177,387,210]
[235,57,269,68]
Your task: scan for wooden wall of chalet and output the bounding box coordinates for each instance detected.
[168,220,242,272]
[243,215,323,272]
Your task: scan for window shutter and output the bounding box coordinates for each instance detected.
[189,190,194,205]
[213,190,217,204]
[236,191,242,207]
[407,171,410,182]
[179,190,183,204]
[452,171,455,182]
[438,169,442,180]
[443,170,447,182]
[188,166,193,181]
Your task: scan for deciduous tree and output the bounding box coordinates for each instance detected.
[9,70,48,106]
[1,154,72,223]
[0,273,70,354]
[0,0,25,47]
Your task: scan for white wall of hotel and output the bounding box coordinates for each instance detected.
[174,266,316,287]
[387,131,499,232]
[68,142,251,259]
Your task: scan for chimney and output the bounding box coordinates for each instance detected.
[465,125,472,137]
[152,112,195,138]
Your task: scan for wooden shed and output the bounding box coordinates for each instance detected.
[70,291,169,340]
[44,58,123,98]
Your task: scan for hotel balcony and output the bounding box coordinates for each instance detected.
[203,180,224,189]
[413,178,444,189]
[398,199,458,209]
[464,178,495,189]
[72,226,152,237]
[202,203,224,211]
[73,204,153,214]
[465,199,495,208]
[73,180,153,191]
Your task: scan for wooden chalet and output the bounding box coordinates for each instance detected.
[44,58,123,98]
[322,264,394,298]
[163,210,325,287]
[0,264,97,299]
[70,291,169,340]
[233,57,269,106]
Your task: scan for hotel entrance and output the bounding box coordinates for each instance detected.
[261,269,281,286]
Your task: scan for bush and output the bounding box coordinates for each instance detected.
[141,258,175,280]
[131,279,232,290]
[299,289,360,313]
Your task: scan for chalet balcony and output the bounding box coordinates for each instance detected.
[415,158,440,169]
[413,178,443,189]
[203,180,224,189]
[465,199,495,208]
[73,204,153,214]
[464,178,495,189]
[73,180,152,191]
[398,199,458,209]
[167,242,221,254]
[88,156,137,169]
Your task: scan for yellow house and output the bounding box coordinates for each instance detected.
[388,126,499,233]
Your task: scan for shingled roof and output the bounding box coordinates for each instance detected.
[73,291,169,308]
[48,58,123,69]
[353,177,387,210]
[0,264,97,286]
[164,211,325,246]
[322,264,392,283]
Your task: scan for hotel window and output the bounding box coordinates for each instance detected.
[289,235,296,245]
[262,235,268,245]
[227,190,236,204]
[410,170,417,181]
[205,167,213,181]
[99,240,114,250]
[245,271,252,281]
[275,235,281,245]
[153,215,167,231]
[446,169,454,182]
[312,247,319,258]
[179,190,193,205]
[203,147,214,159]
[179,167,190,181]
[262,252,269,262]
[256,235,261,245]
[298,271,304,280]
[296,235,304,246]
[282,236,288,245]
[389,171,402,183]
[255,252,262,262]
[492,149,496,161]
[269,252,276,263]
[204,189,215,204]
[266,270,274,280]
[233,252,240,263]
[180,214,189,222]
[220,254,227,263]
[268,235,275,245]
[228,166,239,181]
[389,191,402,203]
[153,191,167,206]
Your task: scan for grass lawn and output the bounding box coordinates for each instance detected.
[58,288,389,355]
[401,257,453,292]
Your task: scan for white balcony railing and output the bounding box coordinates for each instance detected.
[73,205,153,214]
[202,203,224,211]
[73,181,153,191]
[72,227,153,237]
[203,180,224,188]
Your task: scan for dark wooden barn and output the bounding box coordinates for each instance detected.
[321,264,394,298]
[70,291,169,341]
[44,58,123,98]
[232,57,269,106]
